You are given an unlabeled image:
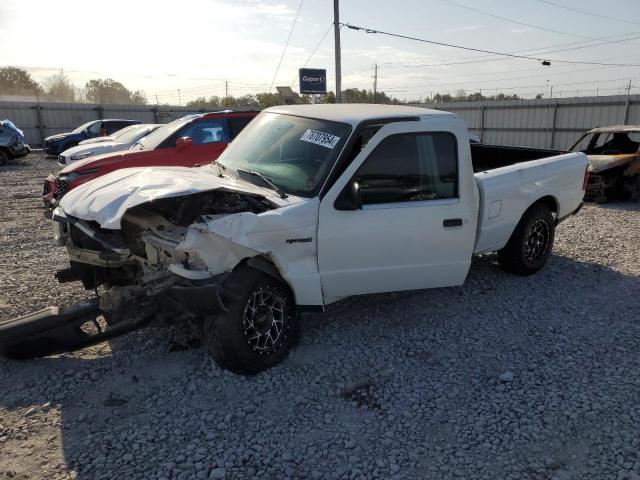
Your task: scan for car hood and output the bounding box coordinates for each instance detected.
[60,149,141,173]
[45,133,70,141]
[58,165,301,230]
[79,136,114,145]
[61,142,125,159]
[587,153,639,173]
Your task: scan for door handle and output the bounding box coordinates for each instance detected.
[443,218,463,227]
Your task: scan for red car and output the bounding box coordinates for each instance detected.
[43,111,257,206]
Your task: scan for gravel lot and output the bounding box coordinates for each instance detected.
[1,153,639,480]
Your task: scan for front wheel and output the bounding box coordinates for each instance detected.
[0,150,8,166]
[204,266,300,374]
[498,204,555,276]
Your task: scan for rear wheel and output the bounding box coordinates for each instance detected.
[498,204,555,276]
[204,266,300,374]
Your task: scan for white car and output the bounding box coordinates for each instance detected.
[21,105,588,373]
[58,124,160,166]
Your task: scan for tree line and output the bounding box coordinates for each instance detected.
[0,67,147,105]
[1,66,530,107]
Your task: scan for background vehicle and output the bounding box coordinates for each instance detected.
[43,119,141,156]
[569,125,640,202]
[13,105,587,374]
[77,124,143,146]
[42,111,257,206]
[58,124,161,166]
[0,119,30,166]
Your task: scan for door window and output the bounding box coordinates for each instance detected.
[354,132,458,205]
[87,121,102,135]
[178,119,229,145]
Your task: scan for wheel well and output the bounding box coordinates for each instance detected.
[531,195,558,216]
[236,255,296,301]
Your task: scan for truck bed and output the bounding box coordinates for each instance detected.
[471,144,566,173]
[472,149,587,255]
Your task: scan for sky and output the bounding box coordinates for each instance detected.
[1,0,640,103]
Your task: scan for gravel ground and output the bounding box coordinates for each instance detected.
[1,153,639,480]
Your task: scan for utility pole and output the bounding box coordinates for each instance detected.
[225,81,228,98]
[334,0,342,103]
[373,64,378,103]
[155,94,159,105]
[178,89,181,106]
[623,79,632,125]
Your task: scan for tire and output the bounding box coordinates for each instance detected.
[498,204,555,276]
[0,150,8,166]
[204,266,300,374]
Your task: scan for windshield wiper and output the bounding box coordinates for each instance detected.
[237,169,288,198]
[214,161,226,177]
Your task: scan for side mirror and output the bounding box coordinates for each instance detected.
[176,136,193,151]
[334,180,362,211]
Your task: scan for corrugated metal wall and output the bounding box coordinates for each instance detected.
[413,94,640,150]
[2,95,639,148]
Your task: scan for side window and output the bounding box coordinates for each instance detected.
[88,121,102,135]
[354,132,458,205]
[228,117,253,138]
[178,119,229,145]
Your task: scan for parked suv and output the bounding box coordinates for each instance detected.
[43,119,141,155]
[0,119,30,166]
[43,111,257,206]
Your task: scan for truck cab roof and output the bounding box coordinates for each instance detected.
[266,104,455,126]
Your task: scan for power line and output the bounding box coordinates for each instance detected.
[384,33,640,69]
[290,22,334,87]
[269,0,304,92]
[343,23,640,67]
[537,0,640,26]
[440,0,631,41]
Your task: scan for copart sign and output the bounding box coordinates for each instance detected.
[299,68,327,94]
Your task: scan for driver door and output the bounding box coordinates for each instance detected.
[317,121,478,300]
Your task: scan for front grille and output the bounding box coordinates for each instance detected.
[54,178,69,200]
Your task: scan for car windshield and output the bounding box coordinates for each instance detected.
[131,116,199,150]
[114,125,153,144]
[72,120,97,134]
[110,125,139,141]
[571,131,640,155]
[216,112,351,197]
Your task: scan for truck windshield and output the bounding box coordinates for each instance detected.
[216,112,351,197]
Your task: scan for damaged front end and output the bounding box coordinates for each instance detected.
[0,189,278,359]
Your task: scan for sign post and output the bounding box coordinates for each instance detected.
[299,69,327,95]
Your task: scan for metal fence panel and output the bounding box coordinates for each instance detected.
[415,94,640,150]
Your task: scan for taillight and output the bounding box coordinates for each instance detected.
[582,167,589,191]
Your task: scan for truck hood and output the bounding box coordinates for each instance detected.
[587,153,638,173]
[58,165,300,230]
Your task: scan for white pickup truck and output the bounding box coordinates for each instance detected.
[0,105,588,373]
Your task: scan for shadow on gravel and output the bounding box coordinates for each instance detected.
[0,253,638,479]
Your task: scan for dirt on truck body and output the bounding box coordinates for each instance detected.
[569,125,640,203]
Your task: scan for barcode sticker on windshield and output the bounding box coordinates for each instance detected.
[300,129,340,149]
